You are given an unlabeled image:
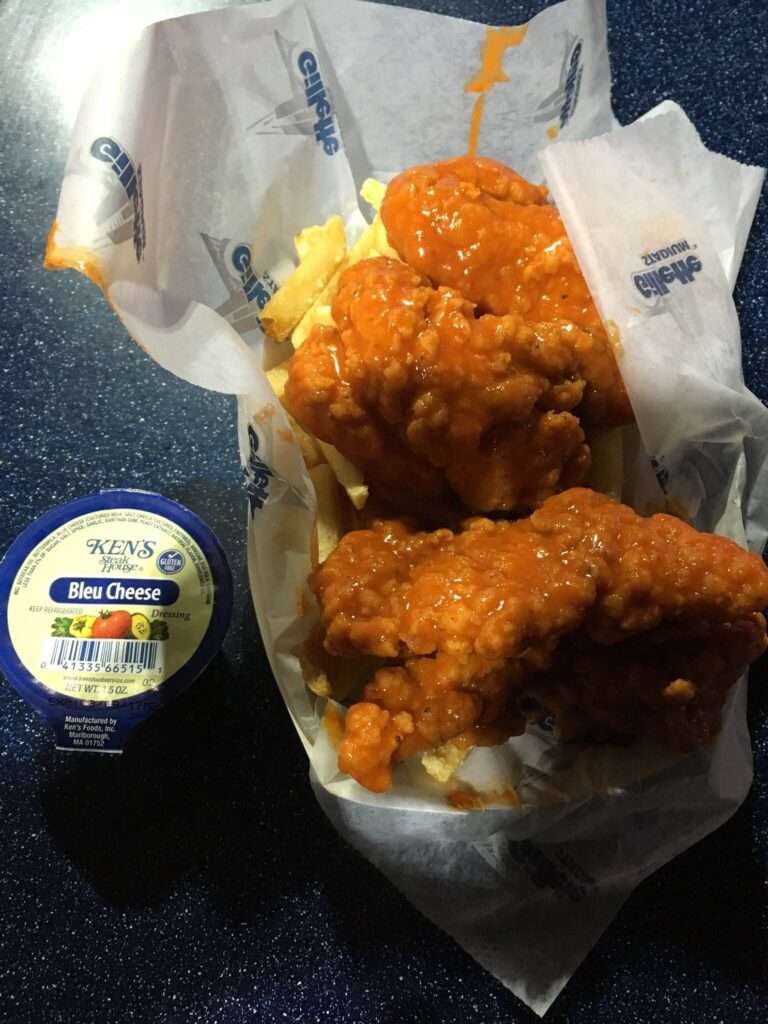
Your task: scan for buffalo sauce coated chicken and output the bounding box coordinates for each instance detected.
[381,156,631,427]
[285,156,632,516]
[286,258,591,513]
[310,489,768,792]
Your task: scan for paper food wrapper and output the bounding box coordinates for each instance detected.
[47,0,767,1013]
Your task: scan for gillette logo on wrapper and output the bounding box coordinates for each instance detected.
[231,244,276,309]
[633,239,703,301]
[248,36,340,157]
[243,424,273,514]
[297,49,339,155]
[90,137,146,261]
[201,234,278,334]
[559,40,583,128]
[533,35,584,129]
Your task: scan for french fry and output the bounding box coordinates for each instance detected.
[261,214,347,342]
[421,742,468,784]
[300,624,337,699]
[266,362,324,468]
[265,362,289,397]
[291,422,325,469]
[265,187,396,519]
[290,213,398,351]
[290,303,335,350]
[266,361,368,508]
[309,463,346,565]
[370,213,399,260]
[353,211,400,263]
[290,180,396,352]
[294,222,332,262]
[317,441,368,510]
[360,177,386,211]
[304,665,333,699]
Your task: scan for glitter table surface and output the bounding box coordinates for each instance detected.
[0,2,766,1022]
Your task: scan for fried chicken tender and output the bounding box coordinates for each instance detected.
[314,488,768,659]
[381,156,632,426]
[285,256,591,515]
[311,488,768,791]
[340,654,526,793]
[528,614,767,752]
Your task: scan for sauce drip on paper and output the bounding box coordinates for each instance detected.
[464,26,528,155]
[44,221,108,295]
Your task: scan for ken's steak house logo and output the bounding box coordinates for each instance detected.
[248,31,340,155]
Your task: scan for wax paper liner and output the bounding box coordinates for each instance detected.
[45,0,766,1013]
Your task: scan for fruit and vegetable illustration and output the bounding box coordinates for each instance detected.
[50,612,170,640]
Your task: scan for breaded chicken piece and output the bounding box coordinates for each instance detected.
[528,614,767,752]
[286,257,591,515]
[313,489,768,659]
[381,156,632,426]
[312,489,768,791]
[339,653,526,793]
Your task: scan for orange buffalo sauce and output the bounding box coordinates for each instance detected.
[465,26,528,155]
[380,156,608,338]
[44,221,108,296]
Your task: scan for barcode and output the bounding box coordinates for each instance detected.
[41,637,163,672]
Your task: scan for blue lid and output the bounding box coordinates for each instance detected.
[0,490,233,752]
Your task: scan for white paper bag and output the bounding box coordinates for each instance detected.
[541,103,768,551]
[47,0,766,1013]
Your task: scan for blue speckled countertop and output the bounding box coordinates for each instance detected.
[1,1,766,1021]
